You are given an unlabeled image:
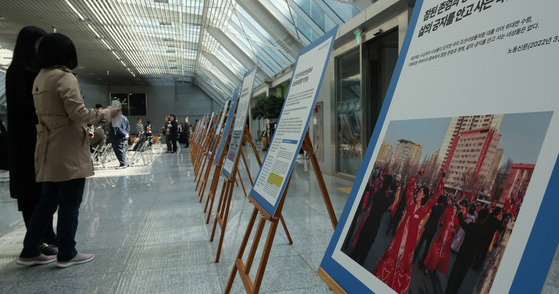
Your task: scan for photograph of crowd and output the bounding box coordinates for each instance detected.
[340,111,553,294]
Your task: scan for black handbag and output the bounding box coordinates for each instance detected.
[0,119,8,170]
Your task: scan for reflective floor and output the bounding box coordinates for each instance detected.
[1,144,558,294]
[0,144,351,293]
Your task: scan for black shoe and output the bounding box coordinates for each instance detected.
[40,243,57,256]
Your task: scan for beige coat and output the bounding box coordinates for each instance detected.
[33,66,110,182]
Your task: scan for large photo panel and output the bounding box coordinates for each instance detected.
[320,0,559,293]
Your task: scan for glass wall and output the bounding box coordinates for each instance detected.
[336,48,362,176]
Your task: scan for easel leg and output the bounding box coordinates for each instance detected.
[237,174,248,198]
[279,215,293,244]
[225,207,259,294]
[210,179,229,235]
[195,155,208,192]
[246,216,267,273]
[303,133,338,228]
[199,160,213,199]
[215,179,235,263]
[253,219,280,294]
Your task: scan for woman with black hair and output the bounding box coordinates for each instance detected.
[169,114,179,153]
[17,33,119,267]
[6,26,58,256]
[372,169,446,294]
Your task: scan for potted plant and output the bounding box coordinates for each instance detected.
[251,94,284,150]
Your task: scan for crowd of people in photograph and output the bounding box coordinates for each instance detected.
[342,167,517,294]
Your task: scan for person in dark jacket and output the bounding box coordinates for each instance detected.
[107,114,130,168]
[169,114,179,153]
[350,174,393,265]
[472,207,503,270]
[445,208,491,294]
[414,195,446,265]
[5,26,57,256]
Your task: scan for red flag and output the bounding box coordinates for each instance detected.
[503,198,511,213]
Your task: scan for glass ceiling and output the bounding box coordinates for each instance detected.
[0,0,369,106]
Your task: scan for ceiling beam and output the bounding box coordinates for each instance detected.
[229,16,290,71]
[286,0,325,38]
[201,51,242,85]
[236,0,304,59]
[206,26,271,82]
[195,78,227,105]
[198,67,233,98]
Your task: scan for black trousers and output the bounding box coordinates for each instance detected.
[414,228,436,263]
[22,206,56,245]
[446,260,470,294]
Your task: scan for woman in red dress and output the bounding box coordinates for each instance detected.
[372,169,446,294]
[423,205,458,275]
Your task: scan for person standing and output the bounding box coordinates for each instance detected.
[108,113,130,168]
[445,208,491,294]
[349,174,393,265]
[17,33,119,267]
[169,114,179,153]
[414,196,446,265]
[423,205,458,275]
[372,169,446,294]
[136,118,144,137]
[133,118,146,151]
[5,26,58,256]
[450,204,477,252]
[163,115,172,153]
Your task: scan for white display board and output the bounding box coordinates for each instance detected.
[249,27,337,217]
[222,67,257,179]
[320,0,559,293]
[214,86,240,164]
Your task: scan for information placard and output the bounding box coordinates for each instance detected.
[222,66,257,179]
[214,86,240,164]
[208,98,231,159]
[193,114,208,144]
[249,27,337,217]
[320,1,559,293]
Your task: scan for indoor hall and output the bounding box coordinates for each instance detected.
[1,0,559,293]
[0,145,353,293]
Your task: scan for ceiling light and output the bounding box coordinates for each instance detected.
[64,0,86,21]
[87,24,101,39]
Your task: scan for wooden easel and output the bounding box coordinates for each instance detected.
[194,114,220,186]
[191,115,208,172]
[209,127,293,263]
[192,115,210,178]
[197,117,226,199]
[203,125,249,221]
[224,132,338,293]
[317,267,346,294]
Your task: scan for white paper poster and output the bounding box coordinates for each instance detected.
[222,66,257,179]
[249,27,337,216]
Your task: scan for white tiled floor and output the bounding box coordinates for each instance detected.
[0,145,350,293]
